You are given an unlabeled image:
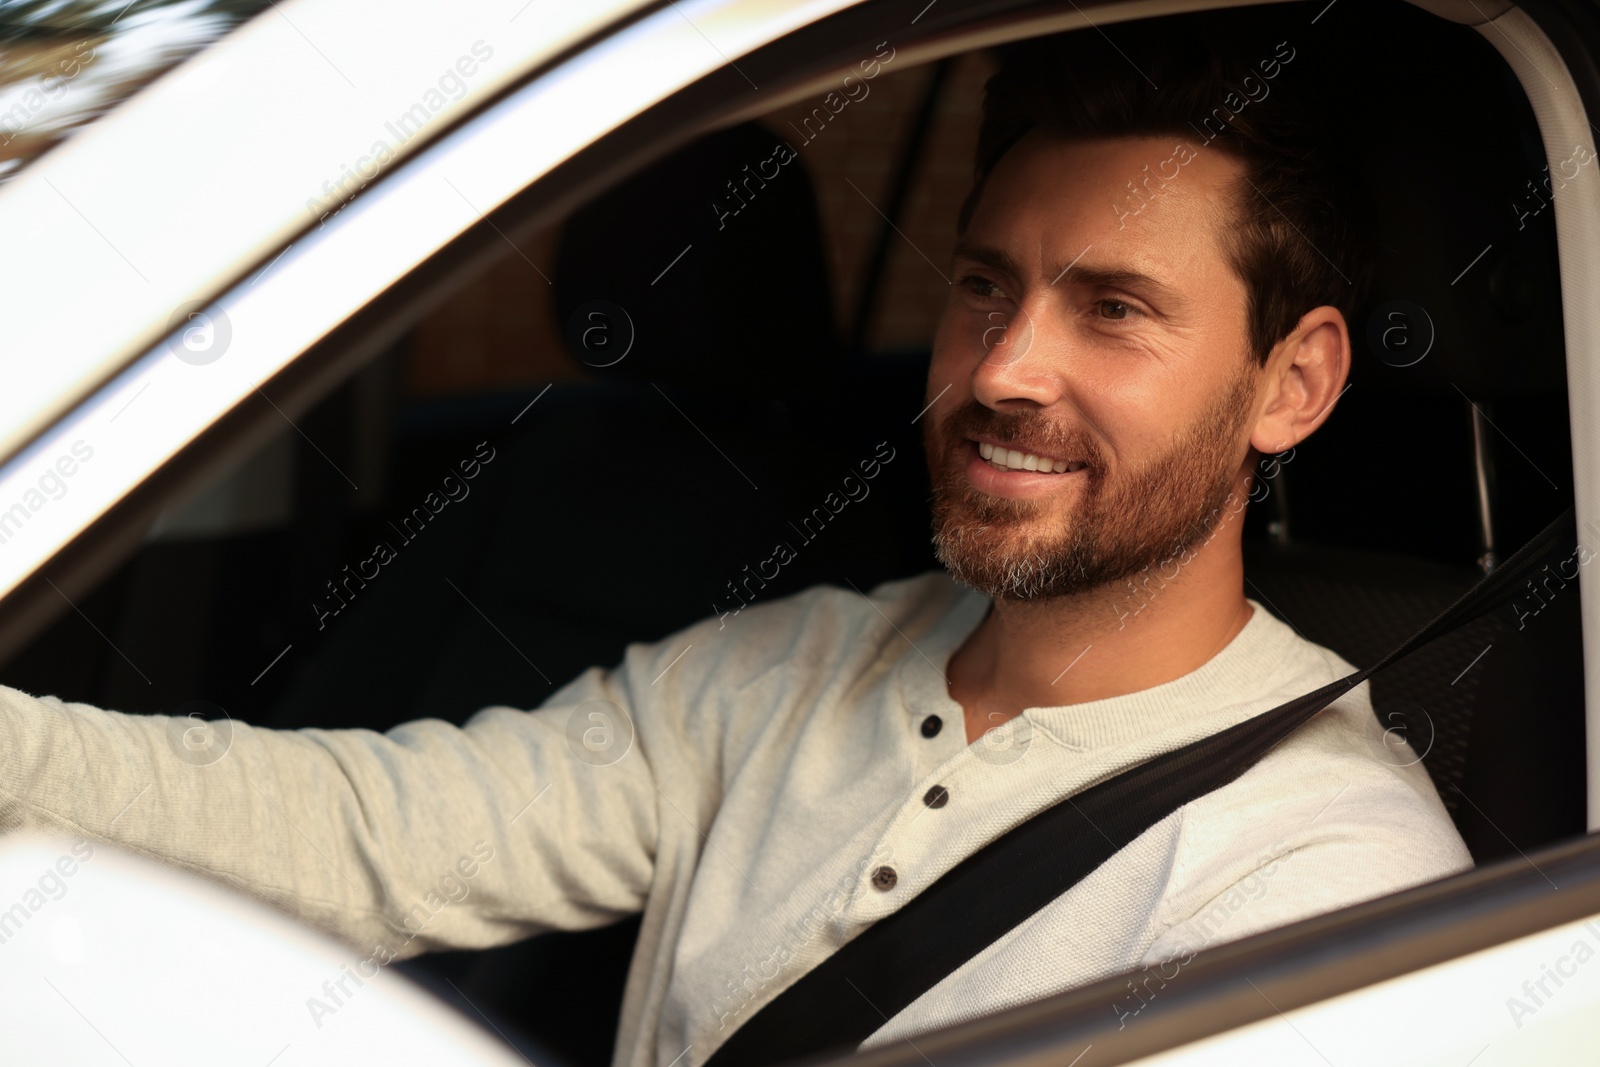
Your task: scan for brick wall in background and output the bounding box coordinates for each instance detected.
[875,51,995,349]
[402,49,998,396]
[402,221,589,396]
[760,50,996,354]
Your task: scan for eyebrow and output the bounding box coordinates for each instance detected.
[950,240,1188,312]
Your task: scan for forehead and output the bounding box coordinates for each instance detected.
[964,132,1246,285]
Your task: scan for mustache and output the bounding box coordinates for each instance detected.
[935,400,1106,470]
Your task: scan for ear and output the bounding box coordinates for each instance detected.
[1251,305,1351,455]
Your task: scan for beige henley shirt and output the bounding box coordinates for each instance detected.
[0,570,1474,1067]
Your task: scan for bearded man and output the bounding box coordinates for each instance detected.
[0,15,1470,1067]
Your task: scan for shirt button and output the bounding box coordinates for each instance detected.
[923,785,949,808]
[920,715,943,738]
[870,866,898,891]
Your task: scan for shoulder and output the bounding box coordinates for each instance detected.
[732,568,973,636]
[530,570,972,779]
[638,570,972,686]
[1138,610,1473,952]
[537,570,972,713]
[1240,599,1362,695]
[1231,611,1463,852]
[1149,680,1473,956]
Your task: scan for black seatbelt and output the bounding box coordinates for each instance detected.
[702,506,1578,1067]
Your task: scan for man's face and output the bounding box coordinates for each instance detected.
[924,132,1262,601]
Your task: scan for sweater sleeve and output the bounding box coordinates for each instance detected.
[0,647,675,959]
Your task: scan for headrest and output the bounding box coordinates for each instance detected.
[552,121,842,403]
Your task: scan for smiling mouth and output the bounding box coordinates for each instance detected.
[976,440,1088,474]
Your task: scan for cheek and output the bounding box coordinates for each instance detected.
[928,308,974,380]
[940,300,1020,375]
[1077,371,1185,460]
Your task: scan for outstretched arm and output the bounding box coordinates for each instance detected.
[0,651,672,960]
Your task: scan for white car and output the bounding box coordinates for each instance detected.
[0,0,1597,1064]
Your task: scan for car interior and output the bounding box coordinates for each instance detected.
[0,0,1587,1063]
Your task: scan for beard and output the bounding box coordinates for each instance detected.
[925,369,1257,602]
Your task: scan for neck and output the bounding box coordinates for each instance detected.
[946,493,1256,739]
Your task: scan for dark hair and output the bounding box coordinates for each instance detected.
[958,12,1375,366]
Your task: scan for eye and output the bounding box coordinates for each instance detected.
[958,274,1008,300]
[1096,298,1141,320]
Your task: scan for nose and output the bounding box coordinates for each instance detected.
[969,296,1064,412]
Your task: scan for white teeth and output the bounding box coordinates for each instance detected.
[977,443,1079,474]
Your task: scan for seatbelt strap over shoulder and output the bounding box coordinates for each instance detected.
[701,507,1578,1067]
